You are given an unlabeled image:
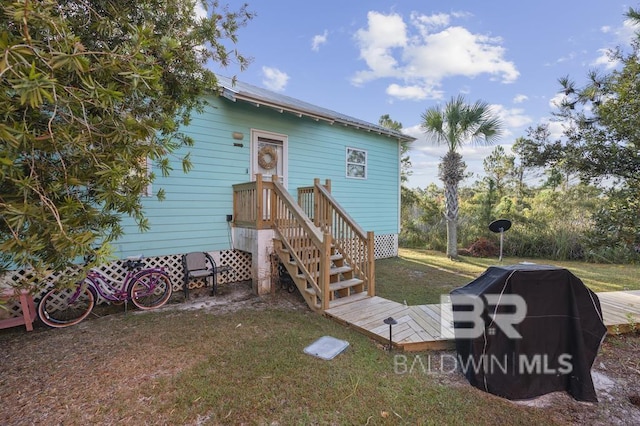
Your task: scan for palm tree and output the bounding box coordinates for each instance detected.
[420,95,504,258]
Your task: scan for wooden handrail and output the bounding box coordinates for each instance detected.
[298,178,331,226]
[232,174,274,229]
[233,174,373,308]
[313,182,375,296]
[271,177,330,308]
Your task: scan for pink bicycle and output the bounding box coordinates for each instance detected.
[38,255,172,328]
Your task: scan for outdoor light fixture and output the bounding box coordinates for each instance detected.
[232,131,244,140]
[383,317,397,351]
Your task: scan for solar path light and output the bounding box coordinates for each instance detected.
[383,317,397,351]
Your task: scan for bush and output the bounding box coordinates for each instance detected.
[464,238,499,257]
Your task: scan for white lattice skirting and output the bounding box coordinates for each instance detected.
[0,249,252,318]
[1,235,397,320]
[375,234,398,259]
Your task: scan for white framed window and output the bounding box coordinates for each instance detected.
[346,147,367,179]
[131,156,152,197]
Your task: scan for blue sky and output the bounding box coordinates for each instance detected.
[207,1,639,189]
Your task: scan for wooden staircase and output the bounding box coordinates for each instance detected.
[273,237,370,311]
[269,177,375,313]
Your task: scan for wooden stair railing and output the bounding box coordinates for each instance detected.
[232,174,373,312]
[298,179,375,298]
[270,177,332,311]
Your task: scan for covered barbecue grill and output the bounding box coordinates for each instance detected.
[450,264,607,402]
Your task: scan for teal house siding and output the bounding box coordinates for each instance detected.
[114,78,413,259]
[116,96,251,258]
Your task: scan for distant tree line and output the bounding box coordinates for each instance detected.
[399,7,640,264]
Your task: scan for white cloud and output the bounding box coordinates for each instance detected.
[410,12,451,35]
[386,83,442,100]
[549,92,566,111]
[592,48,619,69]
[352,11,519,101]
[352,11,407,85]
[262,67,289,92]
[513,94,528,104]
[615,18,640,44]
[591,18,640,69]
[539,118,565,141]
[491,104,533,129]
[312,30,329,52]
[194,2,208,20]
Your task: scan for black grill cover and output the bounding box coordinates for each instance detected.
[450,264,607,402]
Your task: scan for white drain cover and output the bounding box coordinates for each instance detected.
[304,336,349,360]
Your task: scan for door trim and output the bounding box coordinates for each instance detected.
[250,129,288,188]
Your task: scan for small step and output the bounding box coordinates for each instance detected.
[328,292,370,309]
[328,278,364,292]
[304,278,364,295]
[297,265,352,280]
[277,247,341,259]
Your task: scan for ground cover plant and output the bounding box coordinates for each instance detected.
[1,248,638,425]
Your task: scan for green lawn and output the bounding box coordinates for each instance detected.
[376,248,640,305]
[2,248,638,424]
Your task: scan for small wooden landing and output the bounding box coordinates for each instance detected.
[324,290,640,352]
[324,296,454,351]
[598,289,640,334]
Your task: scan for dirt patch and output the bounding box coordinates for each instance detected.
[1,282,639,425]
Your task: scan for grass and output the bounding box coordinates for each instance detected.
[376,248,640,305]
[2,247,638,424]
[80,309,555,424]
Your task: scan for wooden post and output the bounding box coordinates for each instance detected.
[324,178,331,193]
[233,185,238,228]
[313,178,320,227]
[320,232,332,311]
[255,174,263,229]
[270,174,278,229]
[367,231,375,296]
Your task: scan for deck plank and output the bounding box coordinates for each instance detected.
[325,289,640,351]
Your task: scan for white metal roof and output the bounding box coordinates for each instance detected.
[215,75,416,143]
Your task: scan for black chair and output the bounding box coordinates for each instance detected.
[182,252,234,299]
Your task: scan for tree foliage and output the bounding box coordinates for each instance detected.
[0,0,254,280]
[511,7,640,256]
[379,114,412,183]
[420,95,503,258]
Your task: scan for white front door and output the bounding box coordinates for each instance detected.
[251,129,287,187]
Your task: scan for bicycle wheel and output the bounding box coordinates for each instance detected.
[38,284,95,328]
[129,270,172,310]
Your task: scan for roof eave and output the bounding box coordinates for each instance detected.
[233,93,336,124]
[221,87,416,143]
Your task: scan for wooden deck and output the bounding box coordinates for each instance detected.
[325,290,640,352]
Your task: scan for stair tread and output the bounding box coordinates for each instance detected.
[329,278,364,291]
[304,278,364,295]
[277,247,340,256]
[296,265,352,279]
[328,292,371,309]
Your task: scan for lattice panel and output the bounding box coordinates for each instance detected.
[375,234,398,259]
[0,249,253,317]
[0,296,25,319]
[219,250,252,282]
